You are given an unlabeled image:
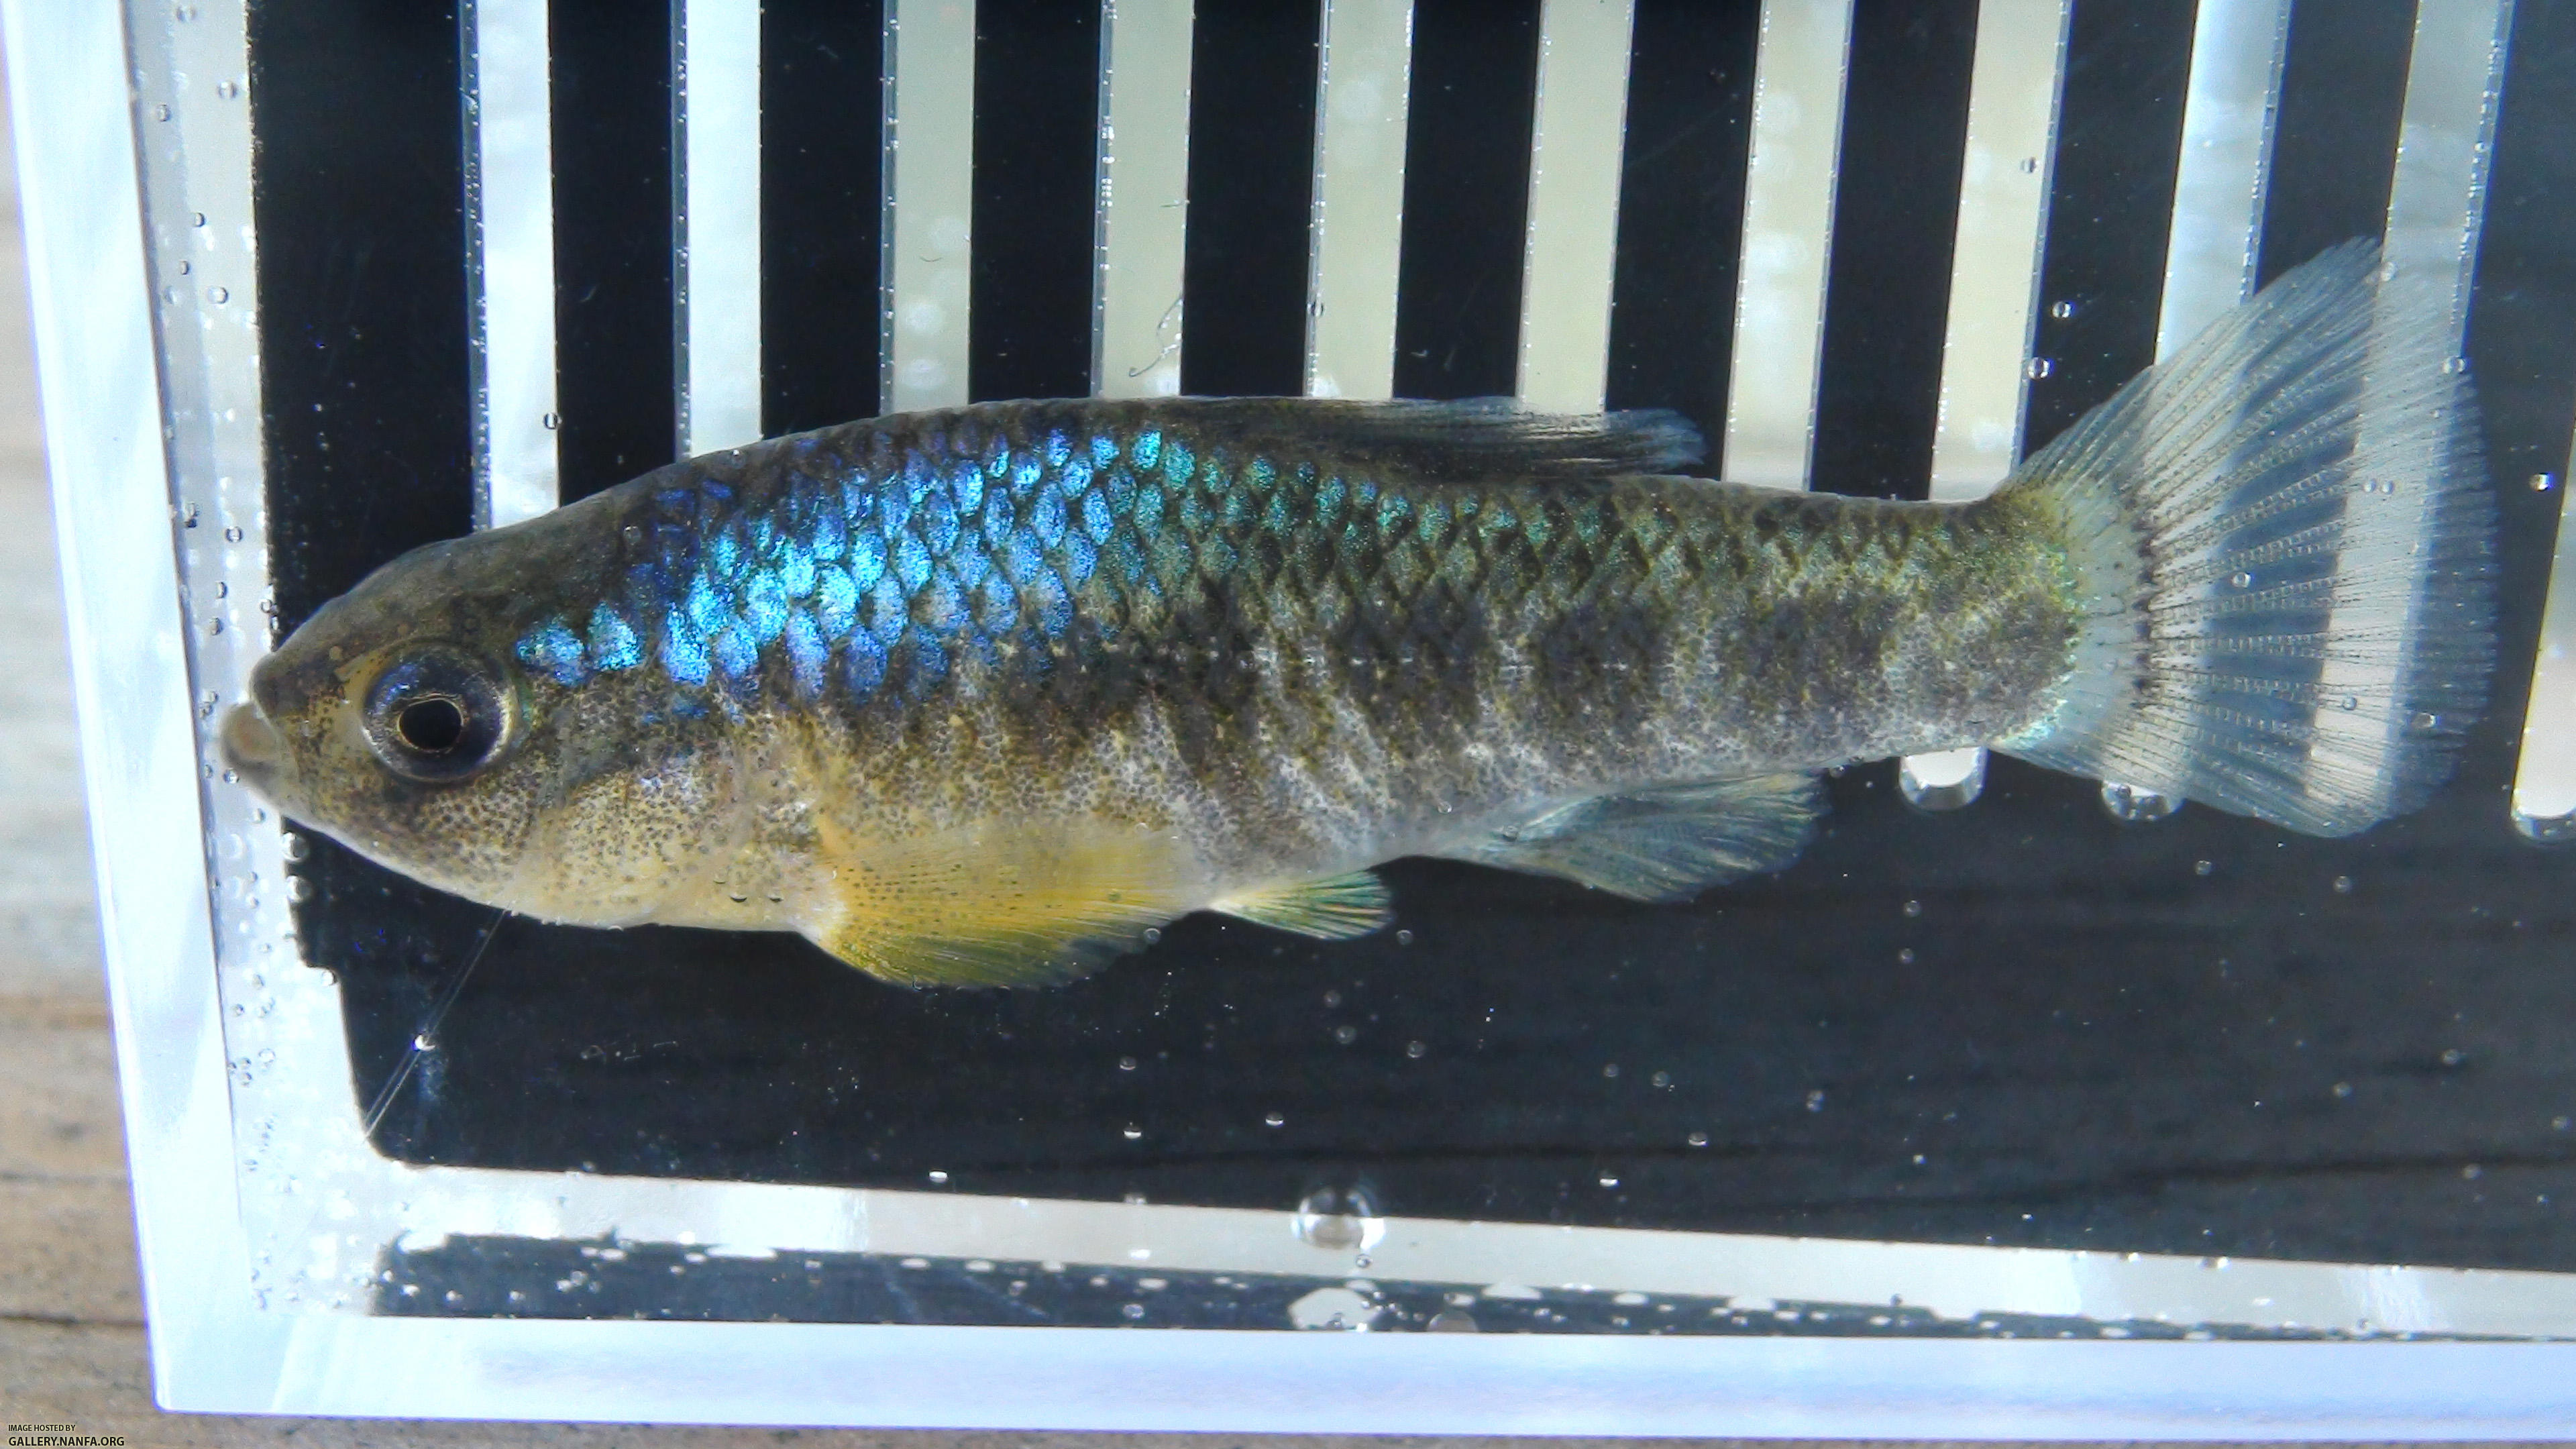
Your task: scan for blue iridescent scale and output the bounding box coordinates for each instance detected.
[515,414,1213,707]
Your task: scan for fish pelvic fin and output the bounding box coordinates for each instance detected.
[1212,870,1393,941]
[804,817,1191,988]
[1992,239,2496,837]
[1435,773,1825,901]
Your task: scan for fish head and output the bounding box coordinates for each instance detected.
[219,517,739,924]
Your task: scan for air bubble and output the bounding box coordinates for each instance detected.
[2100,782,2178,823]
[1650,1070,1670,1088]
[1332,1024,1358,1045]
[206,285,229,304]
[2532,473,2557,492]
[2025,358,2054,380]
[543,412,561,430]
[1686,1131,1708,1148]
[2049,300,2076,320]
[2194,859,2214,877]
[1805,1089,1826,1112]
[1293,1185,1383,1252]
[413,1033,437,1052]
[1405,1040,1426,1059]
[1122,1126,1142,1140]
[1323,989,1342,1008]
[1598,1175,1619,1189]
[1897,947,1916,965]
[2229,571,2253,589]
[1902,899,1922,918]
[215,79,241,100]
[2340,695,2360,712]
[2442,356,2469,375]
[223,525,244,542]
[1395,928,1414,945]
[1141,926,1161,945]
[154,104,171,121]
[1264,1112,1285,1128]
[2332,875,2355,895]
[192,211,207,227]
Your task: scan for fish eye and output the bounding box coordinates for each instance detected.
[361,647,515,784]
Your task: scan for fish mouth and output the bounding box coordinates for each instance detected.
[218,701,286,794]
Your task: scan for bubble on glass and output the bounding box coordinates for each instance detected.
[2100,782,2178,823]
[1293,1185,1383,1252]
[1287,1285,1378,1331]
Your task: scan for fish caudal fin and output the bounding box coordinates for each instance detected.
[1992,241,2497,836]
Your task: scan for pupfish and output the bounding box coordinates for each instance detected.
[221,244,2493,987]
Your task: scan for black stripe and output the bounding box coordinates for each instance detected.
[1179,0,1324,398]
[551,0,678,498]
[1809,0,1981,500]
[1603,0,1760,467]
[2023,0,2195,450]
[246,1,496,1154]
[969,0,1102,402]
[2463,0,2576,789]
[1391,0,1542,401]
[250,2,472,629]
[761,0,889,434]
[2257,0,2417,285]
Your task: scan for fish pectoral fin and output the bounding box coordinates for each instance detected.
[1436,773,1825,902]
[805,818,1190,989]
[1212,870,1393,941]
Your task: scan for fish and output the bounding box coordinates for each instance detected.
[219,242,2495,988]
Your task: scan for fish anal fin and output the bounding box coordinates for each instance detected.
[1213,870,1393,941]
[1440,773,1825,902]
[804,818,1191,989]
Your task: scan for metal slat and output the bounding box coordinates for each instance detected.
[2312,0,2512,828]
[1721,0,1853,488]
[675,0,763,455]
[1514,0,1633,413]
[1305,0,1413,400]
[1898,0,2073,810]
[1093,0,1195,398]
[462,0,561,527]
[2155,0,2293,356]
[2092,0,2294,824]
[2519,459,2576,838]
[884,0,977,413]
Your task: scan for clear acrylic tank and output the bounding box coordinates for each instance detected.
[18,0,2576,1432]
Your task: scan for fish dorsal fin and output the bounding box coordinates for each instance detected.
[1154,397,1704,482]
[1213,870,1393,941]
[1437,773,1825,902]
[803,818,1191,988]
